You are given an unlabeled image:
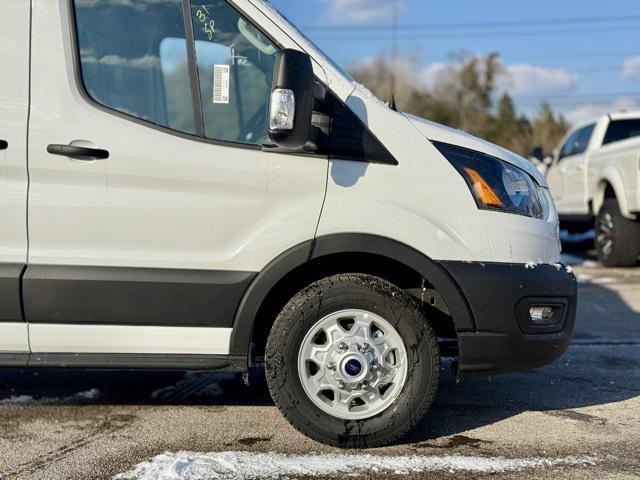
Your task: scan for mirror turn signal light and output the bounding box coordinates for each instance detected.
[269,89,296,132]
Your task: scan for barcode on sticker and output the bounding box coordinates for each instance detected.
[213,65,230,104]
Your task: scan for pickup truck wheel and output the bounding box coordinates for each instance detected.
[596,198,640,267]
[265,273,439,448]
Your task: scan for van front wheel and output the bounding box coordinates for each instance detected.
[265,273,439,448]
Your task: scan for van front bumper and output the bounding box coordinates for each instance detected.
[440,261,577,377]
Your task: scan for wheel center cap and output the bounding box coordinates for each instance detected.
[344,358,363,377]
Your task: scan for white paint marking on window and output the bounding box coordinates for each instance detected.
[115,451,599,479]
[213,65,230,104]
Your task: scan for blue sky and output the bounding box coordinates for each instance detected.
[270,0,640,125]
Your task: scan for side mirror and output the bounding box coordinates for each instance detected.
[268,49,315,150]
[530,146,544,162]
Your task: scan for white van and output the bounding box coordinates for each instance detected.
[0,0,576,447]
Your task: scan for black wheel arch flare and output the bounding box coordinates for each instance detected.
[229,233,476,357]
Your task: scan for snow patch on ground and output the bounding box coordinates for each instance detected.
[114,451,598,479]
[591,276,616,284]
[578,275,616,285]
[576,274,617,285]
[0,389,100,406]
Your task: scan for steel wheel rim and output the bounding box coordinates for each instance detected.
[297,309,408,421]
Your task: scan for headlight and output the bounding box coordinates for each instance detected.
[434,141,547,220]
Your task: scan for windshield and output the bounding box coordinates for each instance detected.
[250,0,354,83]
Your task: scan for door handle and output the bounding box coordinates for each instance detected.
[0,140,7,150]
[47,144,109,160]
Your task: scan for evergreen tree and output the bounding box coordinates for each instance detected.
[349,53,569,158]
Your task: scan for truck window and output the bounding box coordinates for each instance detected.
[603,119,640,146]
[189,1,278,146]
[559,130,581,160]
[559,124,595,160]
[73,0,196,134]
[574,124,595,155]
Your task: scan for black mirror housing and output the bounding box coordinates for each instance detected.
[268,49,315,150]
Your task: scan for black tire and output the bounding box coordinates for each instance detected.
[265,273,439,448]
[596,198,640,268]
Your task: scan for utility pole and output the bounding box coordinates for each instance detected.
[390,0,399,100]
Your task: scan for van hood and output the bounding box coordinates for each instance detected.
[404,113,548,187]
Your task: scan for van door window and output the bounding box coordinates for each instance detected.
[189,1,278,146]
[73,0,196,134]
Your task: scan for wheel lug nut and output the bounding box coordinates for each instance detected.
[337,381,346,389]
[359,343,370,352]
[338,342,348,351]
[371,363,380,371]
[327,362,336,371]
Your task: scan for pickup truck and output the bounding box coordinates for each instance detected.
[545,113,640,266]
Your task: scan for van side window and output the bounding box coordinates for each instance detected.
[559,124,595,160]
[73,0,196,134]
[189,1,278,145]
[603,119,640,146]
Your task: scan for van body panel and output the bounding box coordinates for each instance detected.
[23,0,327,351]
[479,210,561,265]
[318,88,560,264]
[404,113,547,187]
[0,1,30,266]
[0,1,30,351]
[28,0,328,273]
[318,87,494,263]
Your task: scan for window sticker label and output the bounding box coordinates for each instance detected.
[213,65,230,104]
